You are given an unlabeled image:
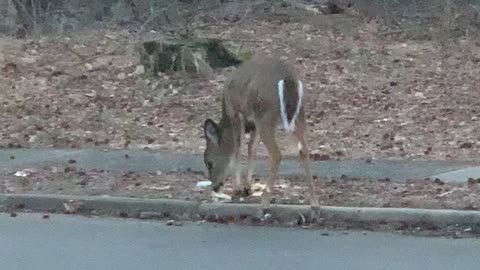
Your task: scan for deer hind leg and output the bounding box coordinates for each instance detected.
[245,127,258,192]
[293,116,319,208]
[257,122,281,209]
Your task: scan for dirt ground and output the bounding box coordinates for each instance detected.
[3,166,480,211]
[2,8,480,162]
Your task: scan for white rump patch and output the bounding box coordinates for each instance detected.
[278,79,304,132]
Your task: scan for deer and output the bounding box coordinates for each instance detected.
[202,54,319,209]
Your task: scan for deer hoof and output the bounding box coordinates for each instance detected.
[233,188,251,198]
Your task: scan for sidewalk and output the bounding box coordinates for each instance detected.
[0,149,476,182]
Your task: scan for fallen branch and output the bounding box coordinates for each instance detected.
[67,45,122,68]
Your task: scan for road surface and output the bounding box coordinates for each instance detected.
[1,213,479,270]
[0,149,472,182]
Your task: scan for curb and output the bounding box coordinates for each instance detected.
[1,194,480,228]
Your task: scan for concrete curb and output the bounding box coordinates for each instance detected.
[1,194,480,228]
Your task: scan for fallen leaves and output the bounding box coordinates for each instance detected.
[2,10,480,163]
[250,183,267,197]
[145,185,171,191]
[63,200,84,214]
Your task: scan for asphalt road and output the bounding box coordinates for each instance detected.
[0,149,472,182]
[1,213,479,270]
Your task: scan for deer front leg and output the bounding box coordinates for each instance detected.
[257,125,281,209]
[232,113,245,195]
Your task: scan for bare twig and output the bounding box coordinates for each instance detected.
[12,0,35,25]
[138,1,176,34]
[290,2,322,15]
[216,37,260,44]
[59,42,89,61]
[31,0,36,33]
[68,46,122,68]
[53,41,122,69]
[379,29,405,36]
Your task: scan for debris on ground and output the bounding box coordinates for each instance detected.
[212,191,232,202]
[63,200,84,214]
[2,169,479,210]
[166,219,183,226]
[13,169,37,178]
[196,181,212,188]
[250,183,267,197]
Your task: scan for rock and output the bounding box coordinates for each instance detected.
[467,178,480,184]
[133,65,145,76]
[204,39,242,68]
[261,213,272,222]
[459,142,473,149]
[28,134,39,143]
[117,72,126,80]
[138,39,243,78]
[20,57,36,64]
[365,157,373,164]
[433,178,445,185]
[414,92,425,99]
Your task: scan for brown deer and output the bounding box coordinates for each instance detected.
[203,54,319,208]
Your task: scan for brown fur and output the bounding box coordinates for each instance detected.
[203,54,319,208]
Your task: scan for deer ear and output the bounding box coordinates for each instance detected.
[204,119,220,145]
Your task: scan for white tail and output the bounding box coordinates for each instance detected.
[278,79,304,132]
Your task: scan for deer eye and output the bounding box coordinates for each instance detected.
[207,161,213,170]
